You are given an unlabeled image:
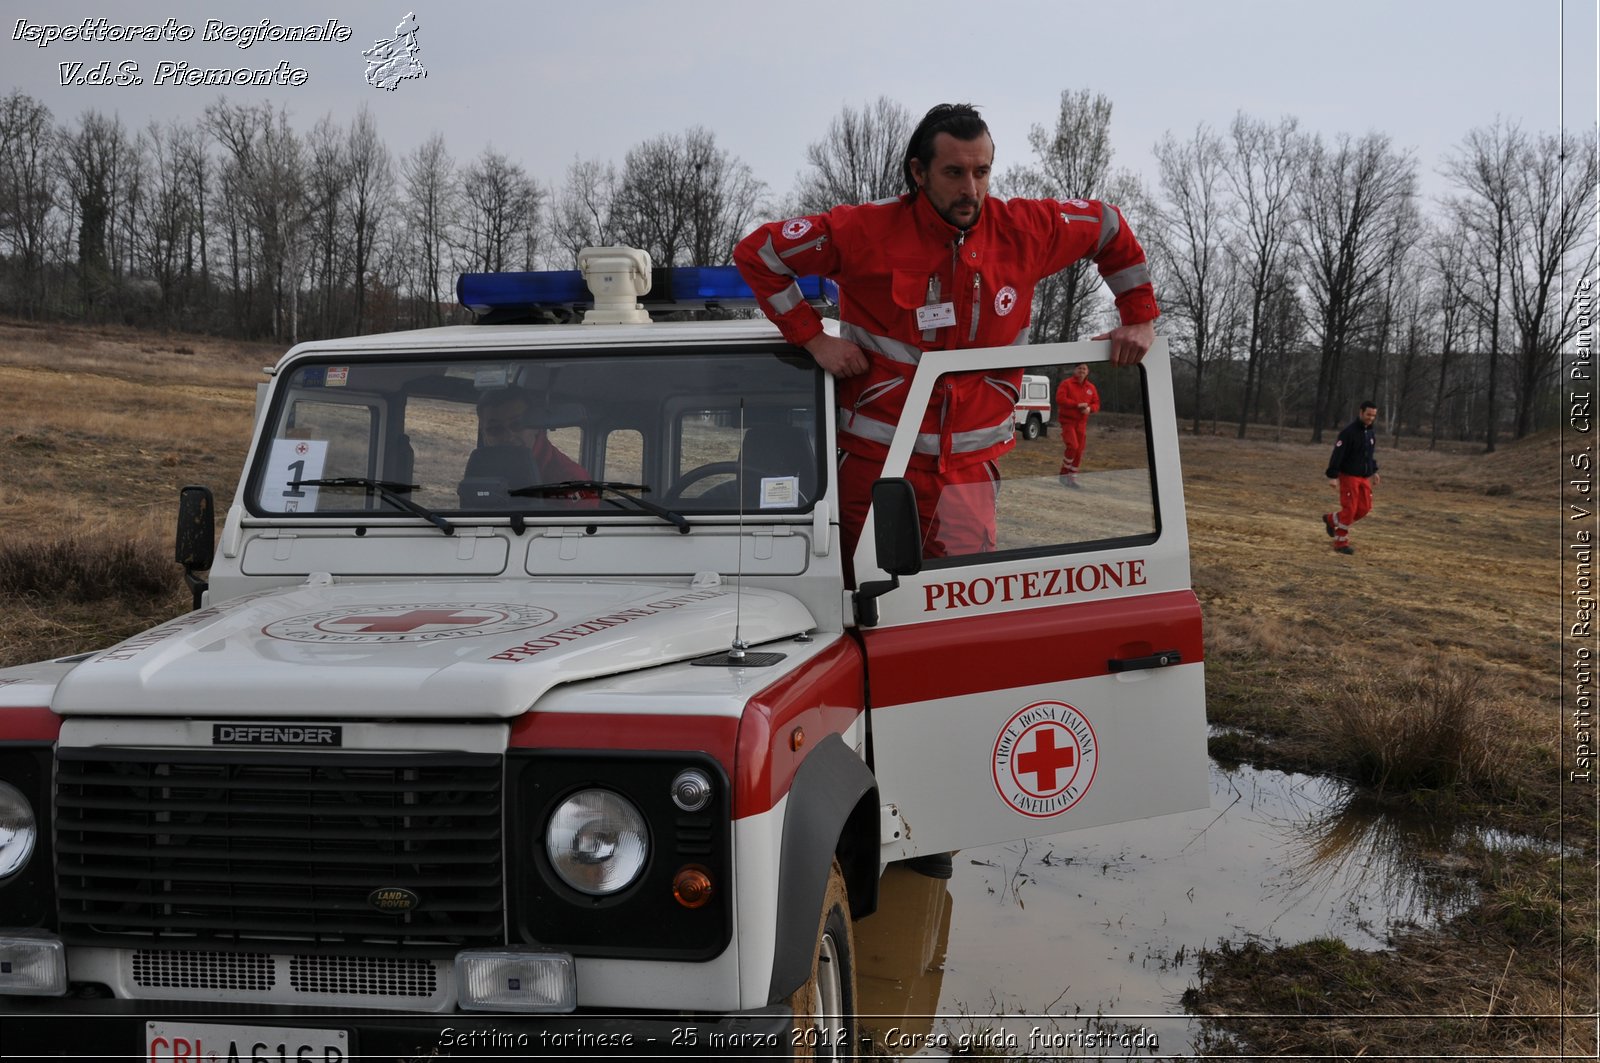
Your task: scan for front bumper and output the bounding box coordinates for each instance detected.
[0,996,796,1058]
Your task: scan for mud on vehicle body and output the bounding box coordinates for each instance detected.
[0,248,1207,1059]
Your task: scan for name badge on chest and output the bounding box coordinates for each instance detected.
[916,302,956,331]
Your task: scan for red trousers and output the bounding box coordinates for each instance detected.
[1058,416,1088,475]
[838,452,1000,565]
[1332,474,1373,545]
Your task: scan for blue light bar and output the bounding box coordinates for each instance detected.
[457,266,837,317]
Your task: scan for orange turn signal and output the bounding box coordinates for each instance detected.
[672,866,714,909]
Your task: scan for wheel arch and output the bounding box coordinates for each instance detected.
[766,731,878,1003]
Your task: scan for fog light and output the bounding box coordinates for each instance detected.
[672,866,714,909]
[670,768,713,813]
[0,932,66,996]
[455,948,575,1013]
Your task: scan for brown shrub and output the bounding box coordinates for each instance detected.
[1311,661,1509,796]
[0,535,176,604]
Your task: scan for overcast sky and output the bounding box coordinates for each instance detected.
[4,0,1596,213]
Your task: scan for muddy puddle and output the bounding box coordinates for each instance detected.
[853,756,1552,1057]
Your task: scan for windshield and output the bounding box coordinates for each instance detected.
[247,346,824,520]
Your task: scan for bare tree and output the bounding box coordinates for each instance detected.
[60,110,130,312]
[1442,120,1523,451]
[612,127,762,267]
[1296,131,1417,441]
[1151,124,1240,434]
[400,133,458,325]
[794,97,913,212]
[304,115,349,335]
[1004,89,1120,344]
[459,147,540,273]
[1223,113,1305,436]
[0,91,57,315]
[1426,213,1473,448]
[549,157,618,265]
[205,100,307,339]
[345,106,392,333]
[134,120,205,324]
[1505,128,1598,437]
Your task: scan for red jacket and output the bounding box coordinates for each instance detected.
[734,191,1157,472]
[1055,376,1101,421]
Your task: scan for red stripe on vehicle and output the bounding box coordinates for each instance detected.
[862,590,1203,709]
[505,640,867,819]
[508,712,740,782]
[0,708,61,742]
[736,638,866,818]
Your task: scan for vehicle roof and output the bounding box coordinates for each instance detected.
[277,318,836,367]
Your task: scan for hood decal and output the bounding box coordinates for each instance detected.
[264,602,557,644]
[490,590,727,663]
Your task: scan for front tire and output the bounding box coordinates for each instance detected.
[787,859,858,1060]
[1022,414,1043,440]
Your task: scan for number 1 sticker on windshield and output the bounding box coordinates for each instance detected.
[267,439,329,513]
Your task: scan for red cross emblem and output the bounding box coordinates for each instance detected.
[993,701,1098,818]
[994,285,1017,316]
[1016,725,1076,791]
[330,609,494,633]
[295,442,309,455]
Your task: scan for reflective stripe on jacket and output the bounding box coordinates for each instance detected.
[734,191,1158,472]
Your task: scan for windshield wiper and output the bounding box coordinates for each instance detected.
[511,480,690,534]
[291,477,455,536]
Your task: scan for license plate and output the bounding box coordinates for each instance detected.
[147,1021,349,1062]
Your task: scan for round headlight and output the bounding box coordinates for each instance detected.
[545,789,648,896]
[0,782,38,879]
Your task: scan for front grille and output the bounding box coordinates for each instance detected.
[55,749,504,955]
[129,949,441,999]
[133,949,274,991]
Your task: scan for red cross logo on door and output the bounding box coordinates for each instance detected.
[992,701,1099,818]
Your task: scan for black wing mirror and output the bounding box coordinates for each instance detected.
[175,485,215,611]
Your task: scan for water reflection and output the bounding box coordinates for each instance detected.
[853,757,1546,1056]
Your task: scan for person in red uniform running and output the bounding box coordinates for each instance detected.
[1322,401,1380,555]
[734,103,1160,565]
[1054,362,1100,488]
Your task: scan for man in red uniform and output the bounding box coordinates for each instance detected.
[1054,362,1100,488]
[734,103,1160,564]
[476,387,591,491]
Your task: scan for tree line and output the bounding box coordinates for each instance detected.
[0,87,1591,448]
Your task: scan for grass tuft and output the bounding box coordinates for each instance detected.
[0,535,177,604]
[1311,661,1507,796]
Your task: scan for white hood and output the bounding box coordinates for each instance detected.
[50,580,815,718]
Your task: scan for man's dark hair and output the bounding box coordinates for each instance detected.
[1359,400,1377,412]
[903,103,990,196]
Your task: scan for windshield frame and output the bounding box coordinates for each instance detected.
[241,342,828,525]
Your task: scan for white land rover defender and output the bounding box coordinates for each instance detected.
[0,248,1207,1059]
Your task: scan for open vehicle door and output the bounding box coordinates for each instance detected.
[855,339,1208,861]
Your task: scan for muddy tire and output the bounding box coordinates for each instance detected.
[786,859,858,1060]
[1022,414,1043,440]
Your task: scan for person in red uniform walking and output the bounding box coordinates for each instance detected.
[1054,363,1100,488]
[734,103,1160,565]
[1322,401,1380,555]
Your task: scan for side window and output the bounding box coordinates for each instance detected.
[926,360,1156,562]
[603,428,644,484]
[261,399,375,513]
[405,395,479,509]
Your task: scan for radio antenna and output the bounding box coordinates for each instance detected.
[728,399,748,661]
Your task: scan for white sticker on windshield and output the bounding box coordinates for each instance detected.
[760,475,798,509]
[267,439,329,512]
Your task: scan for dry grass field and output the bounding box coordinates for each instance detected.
[0,317,1588,1057]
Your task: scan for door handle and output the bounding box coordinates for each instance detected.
[1107,650,1183,673]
